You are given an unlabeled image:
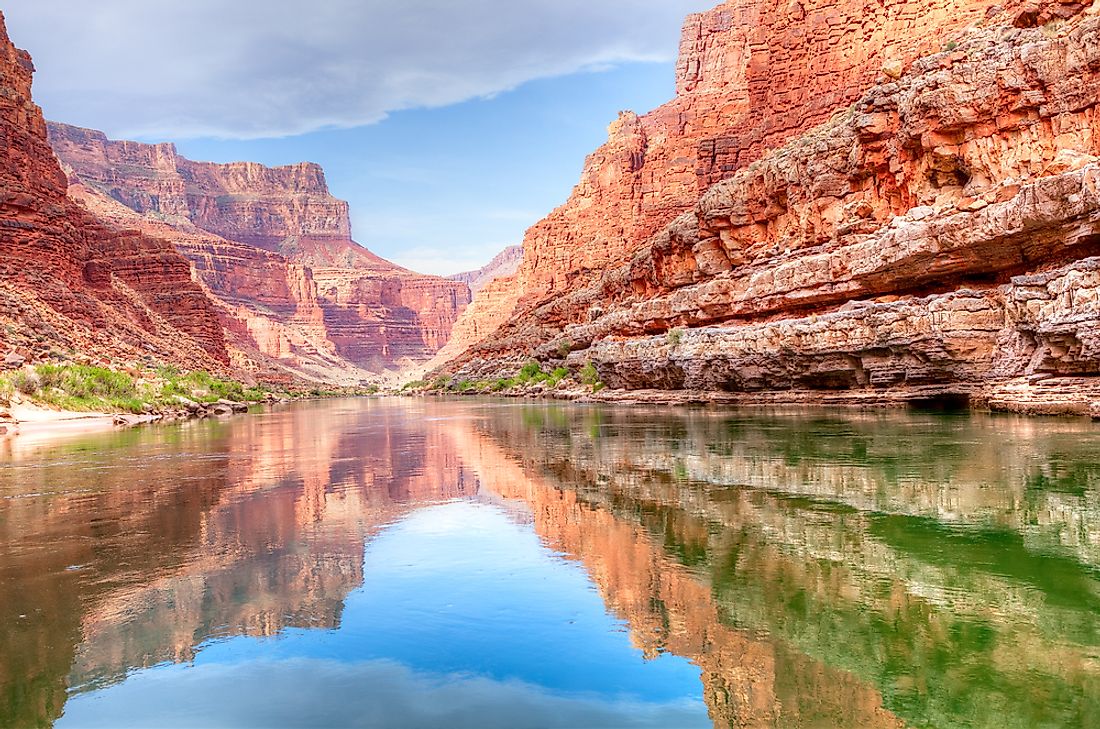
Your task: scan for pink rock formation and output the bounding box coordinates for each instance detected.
[448,245,523,293]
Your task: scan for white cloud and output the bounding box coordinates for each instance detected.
[3,0,714,140]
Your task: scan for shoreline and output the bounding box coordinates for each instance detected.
[0,397,274,448]
[405,377,1100,421]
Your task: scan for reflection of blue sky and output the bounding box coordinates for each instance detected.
[58,502,709,728]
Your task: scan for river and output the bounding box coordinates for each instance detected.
[0,398,1097,728]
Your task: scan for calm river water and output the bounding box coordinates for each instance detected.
[0,397,1098,728]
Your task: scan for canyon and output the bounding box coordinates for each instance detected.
[47,123,470,382]
[441,0,1100,416]
[0,12,227,372]
[3,7,473,384]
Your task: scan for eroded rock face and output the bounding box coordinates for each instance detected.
[0,12,227,369]
[511,0,1006,304]
[48,122,471,375]
[447,0,1100,415]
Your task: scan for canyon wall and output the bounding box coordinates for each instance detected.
[47,122,471,378]
[512,0,1005,302]
[0,12,227,370]
[446,0,1100,415]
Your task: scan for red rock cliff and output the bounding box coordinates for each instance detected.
[513,0,1005,302]
[47,123,471,375]
[0,12,227,368]
[445,0,1100,416]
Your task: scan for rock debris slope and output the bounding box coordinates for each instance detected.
[444,0,1100,415]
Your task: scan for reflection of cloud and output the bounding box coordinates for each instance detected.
[4,0,714,140]
[57,658,711,729]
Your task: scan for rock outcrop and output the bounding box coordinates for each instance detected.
[0,12,227,370]
[445,0,1100,416]
[47,122,471,377]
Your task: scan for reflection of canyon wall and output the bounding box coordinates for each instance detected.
[0,13,227,370]
[445,413,905,729]
[0,400,475,727]
[5,398,1099,728]
[444,1,1100,415]
[47,122,470,378]
[465,403,1100,729]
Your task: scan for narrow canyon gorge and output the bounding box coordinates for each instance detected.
[5,0,1100,413]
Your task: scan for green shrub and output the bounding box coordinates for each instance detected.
[548,367,570,387]
[579,361,601,386]
[36,364,64,389]
[518,361,543,381]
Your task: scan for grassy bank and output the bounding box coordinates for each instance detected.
[400,360,604,396]
[0,363,376,415]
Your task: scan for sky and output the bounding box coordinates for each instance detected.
[3,1,714,276]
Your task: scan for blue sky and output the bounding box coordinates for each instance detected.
[3,0,714,275]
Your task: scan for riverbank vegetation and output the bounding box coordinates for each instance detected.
[0,362,377,415]
[400,360,605,396]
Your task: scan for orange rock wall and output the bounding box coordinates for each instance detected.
[445,0,1100,415]
[513,0,1004,304]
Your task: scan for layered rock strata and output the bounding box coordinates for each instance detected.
[47,123,470,376]
[512,0,1007,302]
[0,13,227,369]
[448,0,1100,415]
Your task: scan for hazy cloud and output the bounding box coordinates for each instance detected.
[3,0,712,140]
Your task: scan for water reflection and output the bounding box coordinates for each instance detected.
[475,404,1100,729]
[0,398,1098,728]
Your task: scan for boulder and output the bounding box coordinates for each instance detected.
[173,396,202,413]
